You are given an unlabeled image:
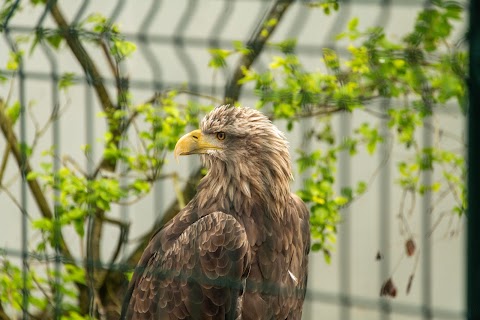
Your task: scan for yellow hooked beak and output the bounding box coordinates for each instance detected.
[174,129,222,160]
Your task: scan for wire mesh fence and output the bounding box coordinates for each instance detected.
[0,0,467,319]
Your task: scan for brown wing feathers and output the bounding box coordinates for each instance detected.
[122,212,250,320]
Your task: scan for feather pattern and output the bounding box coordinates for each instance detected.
[121,105,310,319]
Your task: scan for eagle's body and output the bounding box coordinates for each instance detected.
[121,106,310,320]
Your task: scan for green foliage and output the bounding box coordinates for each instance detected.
[58,73,77,90]
[304,0,340,15]
[6,50,23,71]
[6,101,21,124]
[0,0,18,32]
[236,0,466,255]
[208,48,232,69]
[0,257,87,318]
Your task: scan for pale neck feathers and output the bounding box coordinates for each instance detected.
[194,106,293,220]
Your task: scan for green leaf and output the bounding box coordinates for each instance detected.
[208,48,231,69]
[6,101,21,124]
[232,40,251,55]
[32,218,53,231]
[132,179,151,194]
[311,242,322,252]
[274,39,297,54]
[46,34,63,49]
[6,50,23,71]
[59,72,76,90]
[356,181,367,195]
[26,171,40,181]
[111,39,137,59]
[18,142,32,158]
[348,17,359,32]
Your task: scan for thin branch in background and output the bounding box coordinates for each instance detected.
[428,210,450,239]
[3,72,17,108]
[407,189,416,217]
[389,253,405,278]
[0,185,25,214]
[125,130,146,164]
[100,39,118,79]
[440,161,464,207]
[49,3,115,114]
[294,106,343,119]
[103,216,130,267]
[406,250,421,294]
[343,129,394,207]
[397,189,413,237]
[361,106,390,119]
[176,89,222,104]
[29,102,67,153]
[62,155,88,176]
[30,271,54,307]
[0,143,11,185]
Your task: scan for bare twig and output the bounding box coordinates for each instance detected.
[397,189,413,237]
[100,39,118,79]
[62,155,88,176]
[176,89,222,104]
[0,185,24,213]
[29,103,66,153]
[103,216,129,273]
[30,272,54,307]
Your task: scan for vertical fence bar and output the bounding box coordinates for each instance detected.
[467,0,480,318]
[173,0,199,93]
[338,112,351,320]
[36,2,64,316]
[137,0,163,91]
[421,118,433,320]
[374,0,392,317]
[85,84,96,318]
[421,0,434,318]
[379,99,391,320]
[332,1,352,319]
[3,2,28,318]
[19,49,29,320]
[41,42,63,320]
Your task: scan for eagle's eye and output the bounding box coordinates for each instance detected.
[216,132,226,140]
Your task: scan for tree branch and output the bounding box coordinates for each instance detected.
[0,142,11,185]
[224,0,294,103]
[49,4,127,303]
[0,100,74,263]
[49,3,115,113]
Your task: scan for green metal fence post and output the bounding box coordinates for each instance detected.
[468,0,480,318]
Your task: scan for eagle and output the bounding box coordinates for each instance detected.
[121,105,310,320]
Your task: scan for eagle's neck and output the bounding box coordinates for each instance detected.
[195,150,292,219]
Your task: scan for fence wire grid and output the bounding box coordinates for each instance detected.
[0,0,468,320]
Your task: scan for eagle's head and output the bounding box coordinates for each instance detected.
[174,105,292,215]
